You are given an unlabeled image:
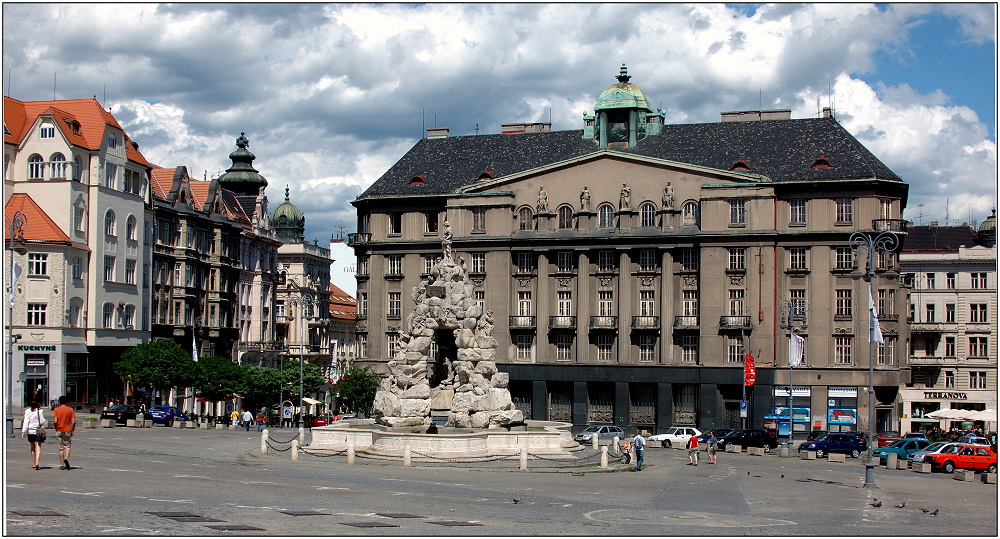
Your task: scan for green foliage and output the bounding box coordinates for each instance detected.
[335,367,385,417]
[242,365,284,403]
[115,340,198,391]
[195,356,247,402]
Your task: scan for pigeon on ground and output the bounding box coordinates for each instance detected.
[780,474,784,478]
[513,498,521,504]
[895,502,905,508]
[930,509,938,516]
[919,508,930,513]
[871,501,882,508]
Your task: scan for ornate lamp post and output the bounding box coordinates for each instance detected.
[849,229,899,489]
[287,293,314,430]
[6,210,27,438]
[779,299,809,452]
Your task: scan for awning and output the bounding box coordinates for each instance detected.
[302,397,322,405]
[927,408,995,421]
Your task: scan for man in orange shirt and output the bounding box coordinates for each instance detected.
[53,396,76,470]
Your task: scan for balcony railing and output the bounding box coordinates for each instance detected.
[347,232,371,245]
[910,321,946,333]
[631,316,660,330]
[509,316,536,330]
[589,316,618,330]
[872,219,908,233]
[673,316,699,330]
[238,341,288,352]
[548,316,577,330]
[719,316,752,329]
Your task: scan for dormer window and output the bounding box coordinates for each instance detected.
[477,170,494,181]
[729,160,751,171]
[811,157,833,169]
[64,119,81,135]
[39,125,56,139]
[409,174,426,185]
[107,134,119,150]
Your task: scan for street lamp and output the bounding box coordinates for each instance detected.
[849,229,899,489]
[287,293,314,430]
[779,299,809,453]
[6,210,27,438]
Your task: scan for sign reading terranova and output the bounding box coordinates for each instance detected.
[922,392,968,400]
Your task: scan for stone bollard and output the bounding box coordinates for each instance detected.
[347,443,355,465]
[601,446,608,468]
[218,423,226,430]
[403,445,412,467]
[895,460,909,470]
[613,436,620,453]
[953,469,975,481]
[748,447,765,456]
[913,462,932,473]
[801,451,816,460]
[520,447,528,471]
[885,453,898,469]
[260,429,268,455]
[828,453,846,463]
[101,419,115,428]
[727,444,742,453]
[291,439,299,460]
[981,473,996,484]
[592,434,598,450]
[779,446,790,458]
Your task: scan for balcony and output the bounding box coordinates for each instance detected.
[908,356,953,366]
[719,316,752,330]
[631,316,660,331]
[909,321,946,333]
[872,219,908,233]
[548,316,577,331]
[509,316,536,330]
[673,316,699,330]
[589,316,618,331]
[384,271,403,281]
[347,232,371,246]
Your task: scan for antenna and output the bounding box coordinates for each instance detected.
[53,73,57,100]
[475,123,479,135]
[945,198,950,225]
[5,67,11,97]
[758,89,762,112]
[917,204,924,225]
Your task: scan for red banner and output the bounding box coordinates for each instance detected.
[744,353,756,386]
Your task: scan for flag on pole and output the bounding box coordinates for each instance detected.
[744,352,756,386]
[192,328,199,362]
[789,333,805,367]
[869,287,884,344]
[9,261,21,307]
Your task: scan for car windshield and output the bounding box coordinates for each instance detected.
[881,431,899,437]
[583,426,601,433]
[889,439,909,448]
[813,434,832,442]
[942,445,960,454]
[923,442,947,452]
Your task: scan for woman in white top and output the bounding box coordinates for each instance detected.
[21,400,45,469]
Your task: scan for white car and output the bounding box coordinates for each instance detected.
[647,426,702,448]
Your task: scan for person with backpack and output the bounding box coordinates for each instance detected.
[632,431,646,471]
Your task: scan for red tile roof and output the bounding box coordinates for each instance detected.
[328,283,357,320]
[149,166,175,201]
[4,193,71,244]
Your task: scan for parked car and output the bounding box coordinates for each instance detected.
[798,433,866,458]
[648,426,703,448]
[311,415,331,427]
[806,430,827,441]
[872,438,933,462]
[957,434,991,446]
[923,444,998,473]
[697,428,734,443]
[716,429,779,452]
[902,431,928,440]
[908,441,961,464]
[574,425,625,445]
[100,404,141,424]
[877,430,901,447]
[144,405,188,426]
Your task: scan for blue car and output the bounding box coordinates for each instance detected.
[145,405,188,426]
[798,433,866,458]
[872,438,933,462]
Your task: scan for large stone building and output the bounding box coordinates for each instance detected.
[899,213,997,433]
[350,65,911,437]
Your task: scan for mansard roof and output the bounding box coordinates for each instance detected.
[902,224,981,251]
[358,116,903,200]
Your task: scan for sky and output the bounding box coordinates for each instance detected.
[3,3,997,250]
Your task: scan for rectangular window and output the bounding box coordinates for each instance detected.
[878,288,895,317]
[729,199,746,225]
[357,334,367,360]
[946,273,956,289]
[946,303,956,323]
[425,211,439,233]
[275,300,285,319]
[557,291,572,316]
[388,213,402,235]
[173,263,181,286]
[638,250,656,271]
[877,336,896,366]
[556,334,573,362]
[472,253,486,273]
[74,206,85,232]
[835,247,854,270]
[683,290,699,316]
[682,336,699,363]
[728,248,745,271]
[944,337,956,357]
[726,336,743,363]
[835,198,853,224]
[104,256,115,282]
[834,336,853,364]
[970,371,987,389]
[474,290,485,312]
[387,255,402,276]
[515,252,533,273]
[836,289,853,317]
[556,251,574,272]
[358,256,369,277]
[789,199,806,224]
[681,249,699,271]
[970,304,988,323]
[598,251,615,272]
[123,305,135,329]
[27,253,47,275]
[517,291,532,316]
[39,126,55,138]
[472,208,487,232]
[599,290,614,316]
[945,370,955,388]
[107,304,117,328]
[26,304,46,326]
[639,335,656,362]
[125,259,136,285]
[72,257,82,279]
[387,333,400,358]
[640,290,655,316]
[596,335,614,362]
[104,163,117,189]
[516,335,533,361]
[51,157,67,177]
[789,248,807,270]
[925,273,936,289]
[971,272,987,289]
[387,292,401,319]
[143,263,149,288]
[925,304,936,322]
[729,289,745,316]
[358,293,368,318]
[969,337,988,357]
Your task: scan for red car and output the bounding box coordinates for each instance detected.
[877,430,901,447]
[923,444,997,473]
[311,415,330,427]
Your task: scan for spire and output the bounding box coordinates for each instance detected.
[616,62,631,84]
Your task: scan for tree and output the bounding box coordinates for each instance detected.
[115,340,198,395]
[242,365,284,406]
[195,356,247,403]
[335,367,385,417]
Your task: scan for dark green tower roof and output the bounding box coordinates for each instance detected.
[270,186,305,244]
[217,132,268,196]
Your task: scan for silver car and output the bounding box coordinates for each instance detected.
[908,441,960,463]
[574,425,625,445]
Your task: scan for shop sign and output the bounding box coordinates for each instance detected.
[18,345,56,351]
[828,408,857,425]
[828,386,858,398]
[26,359,46,366]
[773,386,811,397]
[923,391,967,400]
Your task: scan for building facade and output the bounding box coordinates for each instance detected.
[350,66,911,436]
[899,214,997,433]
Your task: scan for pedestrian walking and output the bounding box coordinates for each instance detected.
[21,401,45,470]
[687,434,700,465]
[230,409,240,426]
[707,434,718,464]
[243,410,253,432]
[53,396,76,470]
[632,431,646,471]
[256,411,265,432]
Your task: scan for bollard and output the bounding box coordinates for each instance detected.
[592,434,598,450]
[299,426,305,443]
[260,429,268,455]
[601,446,608,468]
[403,445,412,467]
[291,439,299,461]
[520,447,528,471]
[347,443,355,465]
[613,436,620,453]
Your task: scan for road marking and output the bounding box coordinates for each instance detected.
[314,486,349,490]
[97,526,163,534]
[61,491,103,497]
[109,469,143,472]
[8,483,27,488]
[172,474,211,479]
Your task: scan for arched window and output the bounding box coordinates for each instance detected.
[104,210,116,236]
[598,204,615,228]
[640,202,656,227]
[126,215,137,241]
[123,305,135,329]
[518,207,533,231]
[682,201,700,227]
[103,303,115,328]
[557,205,574,229]
[28,154,44,179]
[72,155,82,181]
[50,153,67,179]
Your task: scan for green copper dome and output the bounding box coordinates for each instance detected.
[217,132,268,196]
[594,63,653,112]
[270,186,305,244]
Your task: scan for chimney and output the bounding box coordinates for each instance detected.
[929,221,939,227]
[822,107,833,119]
[501,122,552,135]
[426,127,450,139]
[721,109,791,122]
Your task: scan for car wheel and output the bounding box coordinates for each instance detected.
[943,461,955,473]
[763,445,771,453]
[987,463,997,474]
[165,419,173,428]
[851,449,860,458]
[815,448,826,458]
[663,440,671,448]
